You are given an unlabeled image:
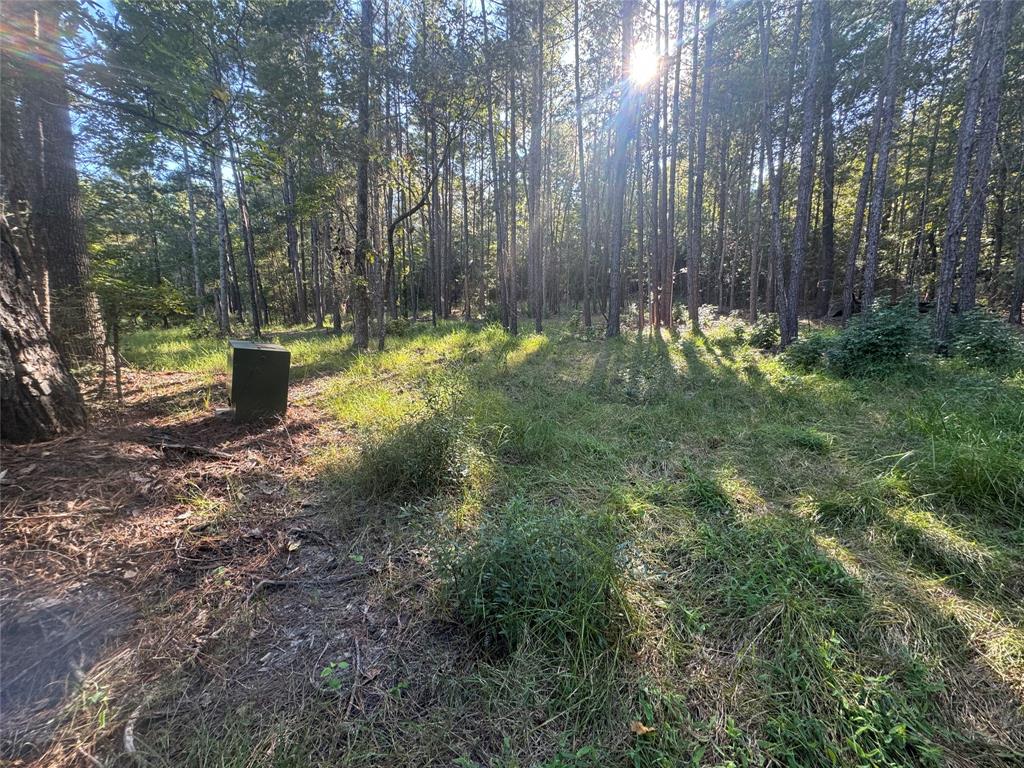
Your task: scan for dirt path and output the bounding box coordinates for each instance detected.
[1,370,420,765]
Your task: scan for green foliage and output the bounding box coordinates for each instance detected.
[826,300,928,378]
[782,330,834,372]
[91,257,190,328]
[950,310,1024,371]
[444,499,626,657]
[385,317,411,337]
[341,383,465,503]
[750,313,780,350]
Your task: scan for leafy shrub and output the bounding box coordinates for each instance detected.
[950,310,1023,371]
[825,300,927,378]
[782,331,834,372]
[445,500,626,656]
[385,317,411,337]
[750,314,780,350]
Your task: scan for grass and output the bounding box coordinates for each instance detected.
[118,318,1024,766]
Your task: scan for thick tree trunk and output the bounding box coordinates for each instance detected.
[1,218,85,443]
[0,47,48,324]
[861,0,908,313]
[20,1,103,363]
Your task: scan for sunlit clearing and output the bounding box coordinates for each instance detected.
[630,44,658,84]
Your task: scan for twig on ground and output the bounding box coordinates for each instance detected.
[346,635,362,719]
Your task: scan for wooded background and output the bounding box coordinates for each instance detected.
[2,0,1022,356]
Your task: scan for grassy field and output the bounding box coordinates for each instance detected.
[119,318,1023,767]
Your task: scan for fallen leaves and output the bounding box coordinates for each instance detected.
[630,720,656,736]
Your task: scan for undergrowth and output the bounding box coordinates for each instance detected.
[118,318,1024,768]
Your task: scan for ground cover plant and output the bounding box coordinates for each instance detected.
[5,317,1022,767]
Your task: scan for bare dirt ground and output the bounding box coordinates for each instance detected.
[1,371,441,766]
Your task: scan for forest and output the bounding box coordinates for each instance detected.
[1,0,1023,766]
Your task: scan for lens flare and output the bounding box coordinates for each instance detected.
[629,44,659,84]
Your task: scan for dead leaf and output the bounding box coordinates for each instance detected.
[630,721,656,736]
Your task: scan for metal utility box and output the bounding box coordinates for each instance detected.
[227,340,291,421]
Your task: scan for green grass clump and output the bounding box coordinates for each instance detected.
[444,499,628,657]
[903,384,1024,521]
[336,386,466,504]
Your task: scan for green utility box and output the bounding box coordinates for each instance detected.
[227,340,291,421]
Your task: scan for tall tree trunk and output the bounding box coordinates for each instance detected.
[764,0,802,332]
[227,130,261,338]
[527,0,545,332]
[606,0,636,338]
[715,121,731,312]
[482,0,511,331]
[283,158,307,323]
[910,3,960,299]
[352,0,372,349]
[2,217,85,443]
[182,143,203,317]
[935,0,1000,346]
[210,146,232,335]
[748,137,765,323]
[20,1,103,363]
[0,43,48,324]
[815,2,836,318]
[573,0,593,329]
[861,0,908,313]
[958,0,1017,312]
[663,0,685,329]
[782,0,826,347]
[687,0,717,331]
[841,85,884,322]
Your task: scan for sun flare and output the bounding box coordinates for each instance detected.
[629,43,659,84]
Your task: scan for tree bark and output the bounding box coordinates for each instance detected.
[687,0,717,331]
[19,1,103,363]
[781,0,826,347]
[527,0,545,332]
[182,143,203,317]
[352,0,373,349]
[815,2,836,318]
[958,0,1017,312]
[936,0,999,346]
[1,217,85,443]
[283,158,308,323]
